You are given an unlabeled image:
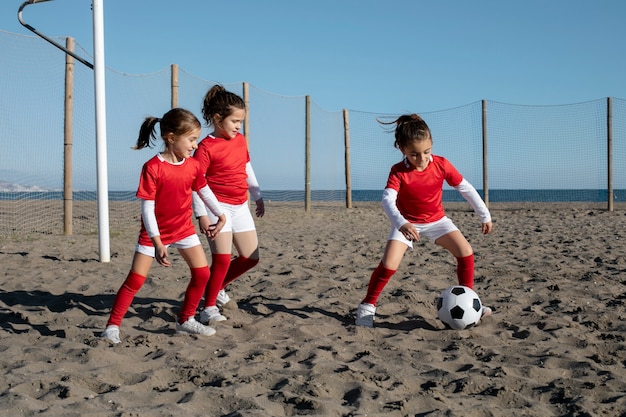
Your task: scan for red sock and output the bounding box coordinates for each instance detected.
[203,254,231,308]
[179,266,211,323]
[107,271,146,327]
[362,262,396,306]
[221,256,259,289]
[456,254,475,289]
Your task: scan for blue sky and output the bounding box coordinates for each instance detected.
[1,0,625,114]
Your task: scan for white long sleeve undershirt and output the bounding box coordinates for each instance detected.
[192,185,226,218]
[143,186,224,238]
[192,162,262,218]
[381,178,491,231]
[453,178,491,224]
[382,188,407,231]
[141,199,159,238]
[246,162,262,202]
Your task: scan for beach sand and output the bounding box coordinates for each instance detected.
[1,202,625,416]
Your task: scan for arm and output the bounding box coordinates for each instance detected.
[141,199,170,266]
[192,191,207,218]
[197,185,223,218]
[246,162,265,217]
[454,178,493,233]
[197,185,227,238]
[382,188,420,241]
[382,188,406,230]
[191,143,211,218]
[246,162,262,201]
[192,190,213,234]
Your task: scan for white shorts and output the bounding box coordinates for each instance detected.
[135,234,201,257]
[388,216,459,249]
[205,201,256,234]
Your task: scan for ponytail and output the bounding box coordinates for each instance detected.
[132,108,200,150]
[133,117,160,150]
[201,84,246,126]
[378,113,431,149]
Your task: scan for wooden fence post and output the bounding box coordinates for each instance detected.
[482,100,489,207]
[171,64,178,108]
[243,82,250,145]
[343,109,352,208]
[305,96,311,211]
[607,97,613,212]
[64,37,74,235]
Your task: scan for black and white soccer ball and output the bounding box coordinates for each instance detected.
[436,285,482,330]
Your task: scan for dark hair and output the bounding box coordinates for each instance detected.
[379,114,432,149]
[133,108,201,150]
[201,84,246,126]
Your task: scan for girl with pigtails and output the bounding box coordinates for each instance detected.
[102,108,226,343]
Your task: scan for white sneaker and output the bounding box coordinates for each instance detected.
[176,317,216,336]
[101,325,121,344]
[199,306,227,324]
[216,289,231,308]
[355,303,376,328]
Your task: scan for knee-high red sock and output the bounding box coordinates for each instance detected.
[179,266,211,323]
[107,271,146,327]
[221,256,259,289]
[203,253,231,308]
[456,254,475,289]
[362,262,396,306]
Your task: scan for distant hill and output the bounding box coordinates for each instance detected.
[0,181,48,192]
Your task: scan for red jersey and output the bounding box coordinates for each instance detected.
[136,155,207,246]
[386,155,463,224]
[193,132,250,205]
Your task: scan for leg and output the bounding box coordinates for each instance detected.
[356,239,409,327]
[435,230,491,318]
[102,251,152,343]
[177,245,210,324]
[362,239,408,305]
[221,230,259,289]
[203,232,233,308]
[106,252,153,327]
[435,230,474,288]
[221,204,260,290]
[232,230,259,260]
[164,244,216,336]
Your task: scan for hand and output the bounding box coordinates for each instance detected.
[482,221,493,235]
[255,198,265,218]
[154,244,171,267]
[205,214,226,240]
[399,222,419,241]
[198,215,212,234]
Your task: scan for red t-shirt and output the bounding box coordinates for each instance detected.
[136,155,207,246]
[386,155,463,224]
[193,133,250,205]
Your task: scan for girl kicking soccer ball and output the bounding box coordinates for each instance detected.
[355,114,493,328]
[101,108,226,344]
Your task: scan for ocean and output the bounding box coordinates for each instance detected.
[0,189,623,203]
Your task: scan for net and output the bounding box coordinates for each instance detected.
[1,30,625,236]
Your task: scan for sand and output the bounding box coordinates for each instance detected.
[1,202,625,416]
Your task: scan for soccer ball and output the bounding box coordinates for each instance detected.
[436,285,482,330]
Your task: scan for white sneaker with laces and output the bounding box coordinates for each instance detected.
[101,325,121,344]
[216,289,231,308]
[200,306,227,324]
[355,303,376,328]
[176,317,216,336]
